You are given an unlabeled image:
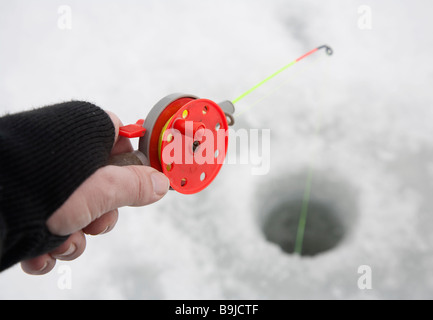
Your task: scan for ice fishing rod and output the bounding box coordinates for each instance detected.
[232,45,333,105]
[109,45,333,194]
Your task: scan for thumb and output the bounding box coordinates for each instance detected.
[47,165,170,236]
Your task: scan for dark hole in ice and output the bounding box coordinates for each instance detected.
[257,171,358,257]
[262,199,346,256]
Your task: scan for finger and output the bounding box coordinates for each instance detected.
[105,110,134,156]
[105,110,122,144]
[21,254,56,275]
[21,231,86,275]
[106,110,132,148]
[82,209,118,235]
[50,231,86,261]
[111,136,134,155]
[47,166,170,236]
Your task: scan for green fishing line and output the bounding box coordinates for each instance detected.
[294,168,314,254]
[230,45,333,255]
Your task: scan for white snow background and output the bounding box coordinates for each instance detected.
[0,0,433,299]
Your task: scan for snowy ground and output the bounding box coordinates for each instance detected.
[1,0,433,299]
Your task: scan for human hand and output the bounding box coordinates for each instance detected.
[20,111,170,275]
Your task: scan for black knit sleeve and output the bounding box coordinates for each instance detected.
[0,101,115,271]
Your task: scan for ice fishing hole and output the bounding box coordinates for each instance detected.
[258,171,358,256]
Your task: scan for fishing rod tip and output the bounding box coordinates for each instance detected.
[318,45,333,56]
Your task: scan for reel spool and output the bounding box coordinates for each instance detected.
[113,93,235,195]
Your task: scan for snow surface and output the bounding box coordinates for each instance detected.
[1,0,433,299]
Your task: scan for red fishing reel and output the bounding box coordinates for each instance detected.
[116,93,235,194]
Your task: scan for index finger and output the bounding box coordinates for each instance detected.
[105,110,134,155]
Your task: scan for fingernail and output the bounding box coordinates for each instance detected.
[151,172,169,196]
[99,226,110,235]
[53,243,76,259]
[36,261,49,273]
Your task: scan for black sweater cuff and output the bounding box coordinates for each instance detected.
[0,101,115,271]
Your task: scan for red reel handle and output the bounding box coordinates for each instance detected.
[118,119,146,138]
[107,120,148,166]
